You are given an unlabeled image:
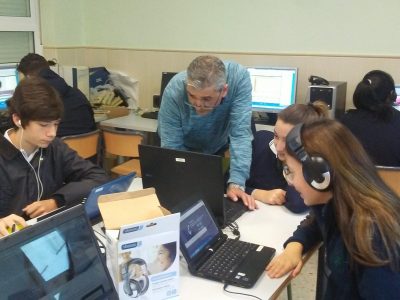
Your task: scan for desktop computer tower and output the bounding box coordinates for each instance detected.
[307,81,347,119]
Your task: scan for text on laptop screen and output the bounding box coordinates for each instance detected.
[247,67,297,113]
[0,64,19,110]
[0,207,116,299]
[180,200,219,259]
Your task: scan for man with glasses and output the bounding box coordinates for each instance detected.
[158,55,256,209]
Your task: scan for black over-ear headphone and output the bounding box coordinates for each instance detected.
[286,123,332,191]
[122,258,150,298]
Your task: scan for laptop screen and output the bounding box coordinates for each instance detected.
[0,205,117,299]
[85,172,136,220]
[180,200,220,259]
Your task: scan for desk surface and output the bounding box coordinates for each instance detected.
[127,178,306,300]
[99,112,158,133]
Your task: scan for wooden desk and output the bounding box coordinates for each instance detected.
[127,178,307,300]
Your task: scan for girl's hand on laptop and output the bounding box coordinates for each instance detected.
[266,242,303,278]
[0,214,27,237]
[22,199,58,219]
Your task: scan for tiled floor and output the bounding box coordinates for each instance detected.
[275,250,318,300]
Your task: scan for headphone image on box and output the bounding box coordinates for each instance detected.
[286,123,331,191]
[122,258,150,298]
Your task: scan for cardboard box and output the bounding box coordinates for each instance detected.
[99,188,179,300]
[101,106,130,119]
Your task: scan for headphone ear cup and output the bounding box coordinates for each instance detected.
[302,156,331,191]
[137,276,149,296]
[128,279,141,298]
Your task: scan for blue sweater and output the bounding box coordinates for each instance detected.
[285,202,400,299]
[245,130,308,213]
[158,61,253,186]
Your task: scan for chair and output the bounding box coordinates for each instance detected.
[61,129,100,159]
[376,165,400,197]
[101,127,144,177]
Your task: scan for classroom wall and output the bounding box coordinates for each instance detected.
[40,0,400,110]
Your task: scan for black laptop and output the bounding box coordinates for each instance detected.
[139,144,247,226]
[176,199,275,288]
[0,205,118,299]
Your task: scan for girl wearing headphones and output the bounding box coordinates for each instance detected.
[266,119,400,299]
[340,70,400,166]
[245,101,328,213]
[0,77,109,235]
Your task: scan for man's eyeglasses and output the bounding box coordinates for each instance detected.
[185,86,224,110]
[283,165,294,184]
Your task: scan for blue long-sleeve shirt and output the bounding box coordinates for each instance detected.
[285,202,400,299]
[158,61,253,186]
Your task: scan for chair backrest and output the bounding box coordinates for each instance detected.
[376,166,400,197]
[102,128,143,157]
[61,129,100,159]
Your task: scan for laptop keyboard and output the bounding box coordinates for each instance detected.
[199,239,257,280]
[224,198,247,223]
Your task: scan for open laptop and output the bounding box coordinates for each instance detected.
[176,199,275,288]
[0,205,118,299]
[84,172,136,223]
[139,144,247,227]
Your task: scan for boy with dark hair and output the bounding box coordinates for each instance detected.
[17,53,96,137]
[0,77,109,234]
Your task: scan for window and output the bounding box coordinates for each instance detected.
[0,0,40,64]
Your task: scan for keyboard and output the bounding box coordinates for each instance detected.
[224,198,247,224]
[199,239,257,279]
[141,111,159,119]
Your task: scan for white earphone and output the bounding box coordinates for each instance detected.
[15,119,44,201]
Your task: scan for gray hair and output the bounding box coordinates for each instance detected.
[186,55,226,91]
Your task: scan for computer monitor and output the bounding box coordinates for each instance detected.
[153,72,177,109]
[0,64,19,110]
[247,67,297,113]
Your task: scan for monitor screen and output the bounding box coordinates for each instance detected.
[247,67,297,113]
[0,64,19,110]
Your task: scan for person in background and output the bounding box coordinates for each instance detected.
[158,55,256,209]
[266,119,400,299]
[340,70,400,166]
[17,53,96,137]
[0,77,109,236]
[246,101,328,213]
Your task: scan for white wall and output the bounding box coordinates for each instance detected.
[41,0,400,56]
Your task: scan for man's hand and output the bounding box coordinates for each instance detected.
[227,184,258,210]
[0,214,27,237]
[22,199,58,219]
[252,189,286,205]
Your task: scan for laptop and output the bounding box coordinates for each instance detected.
[84,172,136,223]
[0,205,118,299]
[176,199,275,288]
[139,144,247,227]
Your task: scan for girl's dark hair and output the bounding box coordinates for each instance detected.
[17,53,50,76]
[7,77,63,128]
[353,70,396,121]
[162,242,177,262]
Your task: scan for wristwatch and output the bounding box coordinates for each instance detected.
[228,183,245,192]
